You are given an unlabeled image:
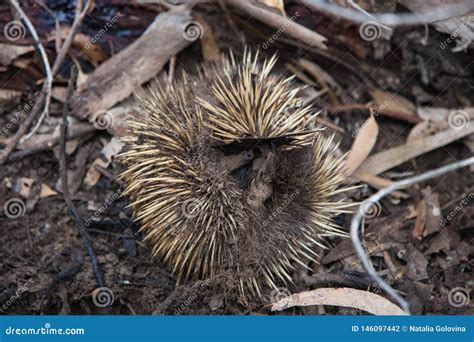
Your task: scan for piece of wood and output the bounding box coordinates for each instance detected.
[229,0,327,50]
[71,8,193,119]
[359,123,474,175]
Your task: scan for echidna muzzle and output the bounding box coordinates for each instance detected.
[118,51,352,299]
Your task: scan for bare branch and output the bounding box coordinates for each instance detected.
[8,0,53,143]
[228,0,327,49]
[301,0,474,26]
[351,156,474,314]
[59,66,107,290]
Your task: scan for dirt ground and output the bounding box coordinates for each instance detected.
[0,0,473,315]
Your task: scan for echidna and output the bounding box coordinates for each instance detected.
[118,50,352,299]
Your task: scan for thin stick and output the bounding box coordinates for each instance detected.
[0,0,90,165]
[351,156,474,314]
[8,0,53,143]
[8,124,96,163]
[59,67,107,289]
[228,0,327,49]
[301,0,474,26]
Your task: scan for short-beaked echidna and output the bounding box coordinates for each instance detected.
[118,51,352,299]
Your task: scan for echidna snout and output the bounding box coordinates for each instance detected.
[118,51,352,298]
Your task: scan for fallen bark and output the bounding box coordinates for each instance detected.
[71,7,193,120]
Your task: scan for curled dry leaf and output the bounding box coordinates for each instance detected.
[345,115,378,175]
[271,287,407,315]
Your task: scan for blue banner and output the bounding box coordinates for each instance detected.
[0,316,473,342]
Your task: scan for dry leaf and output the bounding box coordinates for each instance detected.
[48,27,108,65]
[359,122,474,176]
[51,87,68,103]
[258,0,286,15]
[84,137,124,187]
[40,184,58,198]
[196,15,220,62]
[370,89,418,122]
[0,89,22,103]
[271,287,407,315]
[345,115,378,175]
[407,120,448,143]
[5,177,57,199]
[0,43,34,66]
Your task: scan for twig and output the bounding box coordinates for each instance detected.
[8,124,96,163]
[8,0,53,143]
[228,0,327,49]
[0,0,90,165]
[301,0,474,26]
[351,156,474,314]
[327,103,422,124]
[59,67,107,290]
